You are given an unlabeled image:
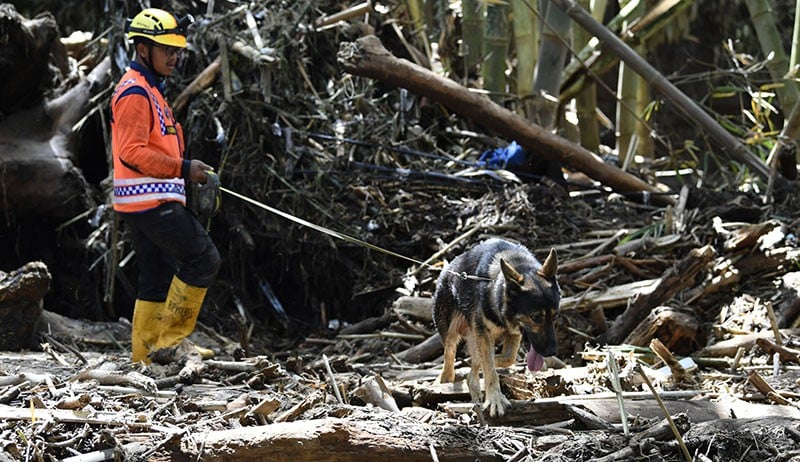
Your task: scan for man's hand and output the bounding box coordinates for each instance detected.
[189,159,214,184]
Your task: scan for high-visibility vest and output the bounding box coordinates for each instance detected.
[111,63,187,213]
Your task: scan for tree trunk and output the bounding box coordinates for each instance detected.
[0,262,51,350]
[0,57,110,219]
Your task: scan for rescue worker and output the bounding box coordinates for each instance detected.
[111,8,220,363]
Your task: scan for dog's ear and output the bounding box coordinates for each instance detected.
[500,258,524,286]
[537,247,558,279]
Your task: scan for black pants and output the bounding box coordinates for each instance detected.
[120,202,221,302]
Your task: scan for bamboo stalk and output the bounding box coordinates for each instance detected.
[512,0,539,100]
[482,1,511,103]
[637,364,692,462]
[315,1,373,29]
[461,0,485,71]
[550,0,771,180]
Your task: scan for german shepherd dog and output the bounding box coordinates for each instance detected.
[433,238,560,417]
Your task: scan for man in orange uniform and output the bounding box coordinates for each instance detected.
[111,8,220,363]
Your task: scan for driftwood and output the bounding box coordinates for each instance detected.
[337,35,674,205]
[0,262,51,350]
[603,245,715,344]
[589,414,691,462]
[624,307,700,356]
[685,245,800,304]
[173,55,222,117]
[436,392,800,426]
[395,332,442,363]
[697,329,800,357]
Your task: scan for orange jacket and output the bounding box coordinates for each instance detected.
[111,62,189,213]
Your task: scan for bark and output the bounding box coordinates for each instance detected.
[625,307,700,356]
[337,35,673,205]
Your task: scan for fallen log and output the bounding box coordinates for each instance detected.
[437,393,800,426]
[395,332,442,363]
[337,35,674,206]
[182,415,515,461]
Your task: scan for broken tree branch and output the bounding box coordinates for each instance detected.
[337,35,674,205]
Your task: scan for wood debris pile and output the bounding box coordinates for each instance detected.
[3,192,800,460]
[2,0,800,460]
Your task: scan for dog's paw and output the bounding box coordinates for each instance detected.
[483,389,511,418]
[494,356,515,368]
[438,370,456,383]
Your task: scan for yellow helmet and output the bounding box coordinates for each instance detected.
[125,8,192,48]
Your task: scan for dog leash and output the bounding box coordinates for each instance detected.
[219,186,491,282]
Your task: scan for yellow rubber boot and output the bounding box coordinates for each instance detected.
[156,275,215,358]
[131,299,165,364]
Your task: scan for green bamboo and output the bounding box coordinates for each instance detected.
[616,49,638,164]
[462,0,486,71]
[561,0,691,102]
[635,73,654,157]
[531,0,571,129]
[405,0,433,66]
[574,0,605,153]
[745,0,800,114]
[550,0,770,180]
[482,1,511,102]
[792,0,800,71]
[512,0,539,100]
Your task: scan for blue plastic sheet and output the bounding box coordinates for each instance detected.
[478,141,526,169]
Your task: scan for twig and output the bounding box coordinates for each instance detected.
[585,229,626,257]
[636,364,692,462]
[748,370,791,405]
[429,442,440,462]
[765,301,783,346]
[323,354,344,405]
[606,350,629,437]
[507,446,530,462]
[731,346,745,373]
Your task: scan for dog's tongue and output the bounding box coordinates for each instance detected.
[526,346,545,372]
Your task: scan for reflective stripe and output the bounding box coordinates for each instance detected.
[113,178,186,206]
